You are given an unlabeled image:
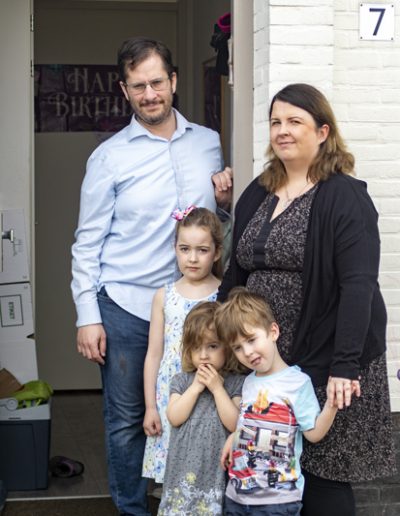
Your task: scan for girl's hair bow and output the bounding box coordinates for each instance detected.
[171,205,197,221]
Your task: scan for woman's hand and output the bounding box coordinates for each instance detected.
[143,407,162,437]
[197,364,224,394]
[327,376,361,409]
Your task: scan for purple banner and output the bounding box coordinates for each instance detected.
[35,64,132,132]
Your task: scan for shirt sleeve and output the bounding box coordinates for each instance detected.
[225,373,246,398]
[71,148,116,326]
[293,376,321,432]
[170,372,191,395]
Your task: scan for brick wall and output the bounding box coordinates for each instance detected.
[253,0,400,410]
[252,1,400,513]
[353,413,400,515]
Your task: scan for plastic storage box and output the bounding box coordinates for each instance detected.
[0,401,51,490]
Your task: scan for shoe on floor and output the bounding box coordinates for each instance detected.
[49,456,85,478]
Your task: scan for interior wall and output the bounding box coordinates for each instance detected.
[192,0,231,163]
[34,0,178,389]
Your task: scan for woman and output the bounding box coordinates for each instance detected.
[218,83,396,516]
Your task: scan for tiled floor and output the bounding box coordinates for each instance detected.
[8,391,109,500]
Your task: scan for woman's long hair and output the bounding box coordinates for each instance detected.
[260,83,355,192]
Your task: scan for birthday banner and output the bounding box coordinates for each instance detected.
[34,64,132,132]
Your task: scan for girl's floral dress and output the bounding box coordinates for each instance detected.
[142,283,218,483]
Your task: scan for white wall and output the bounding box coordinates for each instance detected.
[0,1,33,252]
[253,0,400,409]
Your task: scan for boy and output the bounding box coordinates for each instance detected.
[215,288,338,516]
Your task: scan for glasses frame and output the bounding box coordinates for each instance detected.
[123,76,171,96]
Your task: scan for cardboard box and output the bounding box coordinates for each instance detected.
[0,209,30,284]
[0,339,38,384]
[0,368,22,398]
[0,283,34,342]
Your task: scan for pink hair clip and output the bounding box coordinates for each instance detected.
[171,205,197,221]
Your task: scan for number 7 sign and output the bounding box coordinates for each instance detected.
[359,3,394,40]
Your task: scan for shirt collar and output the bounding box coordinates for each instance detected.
[126,108,193,142]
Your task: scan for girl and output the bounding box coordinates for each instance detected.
[142,207,224,484]
[157,301,245,516]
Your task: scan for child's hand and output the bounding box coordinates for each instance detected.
[220,432,235,471]
[197,364,224,394]
[191,370,206,394]
[143,408,162,437]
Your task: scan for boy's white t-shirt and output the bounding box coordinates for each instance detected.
[226,366,321,506]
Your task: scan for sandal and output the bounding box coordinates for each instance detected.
[49,455,85,478]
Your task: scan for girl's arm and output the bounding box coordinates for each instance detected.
[303,401,338,443]
[197,364,240,432]
[220,432,236,471]
[143,288,165,436]
[166,371,205,427]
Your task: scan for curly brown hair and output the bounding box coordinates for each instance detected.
[181,301,246,374]
[260,83,355,192]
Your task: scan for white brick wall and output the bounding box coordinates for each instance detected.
[253,0,400,410]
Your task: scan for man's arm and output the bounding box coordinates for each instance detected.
[71,149,116,362]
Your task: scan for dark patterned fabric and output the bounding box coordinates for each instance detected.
[236,186,396,482]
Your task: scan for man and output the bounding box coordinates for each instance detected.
[71,37,232,516]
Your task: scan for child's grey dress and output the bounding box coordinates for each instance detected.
[157,371,245,516]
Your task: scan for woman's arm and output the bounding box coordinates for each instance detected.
[143,288,165,436]
[332,180,382,374]
[197,365,240,432]
[166,372,205,427]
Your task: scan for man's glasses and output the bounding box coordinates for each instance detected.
[123,77,170,96]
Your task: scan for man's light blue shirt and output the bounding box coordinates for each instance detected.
[71,109,223,326]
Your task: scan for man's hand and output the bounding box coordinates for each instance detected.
[212,167,233,210]
[77,323,107,365]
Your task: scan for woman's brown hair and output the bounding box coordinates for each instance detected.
[175,207,224,279]
[181,301,245,374]
[260,83,355,192]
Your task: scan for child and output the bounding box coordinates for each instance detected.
[215,288,338,516]
[157,301,246,515]
[142,207,224,484]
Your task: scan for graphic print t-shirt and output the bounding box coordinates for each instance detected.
[226,366,320,506]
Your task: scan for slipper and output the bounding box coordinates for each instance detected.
[49,455,85,478]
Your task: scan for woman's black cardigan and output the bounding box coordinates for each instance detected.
[218,173,387,387]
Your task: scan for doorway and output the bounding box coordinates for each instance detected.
[34,0,232,389]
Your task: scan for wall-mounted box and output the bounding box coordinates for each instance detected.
[0,283,34,342]
[0,209,30,284]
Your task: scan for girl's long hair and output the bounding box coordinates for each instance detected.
[175,207,224,279]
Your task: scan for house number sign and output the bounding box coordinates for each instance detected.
[359,3,395,40]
